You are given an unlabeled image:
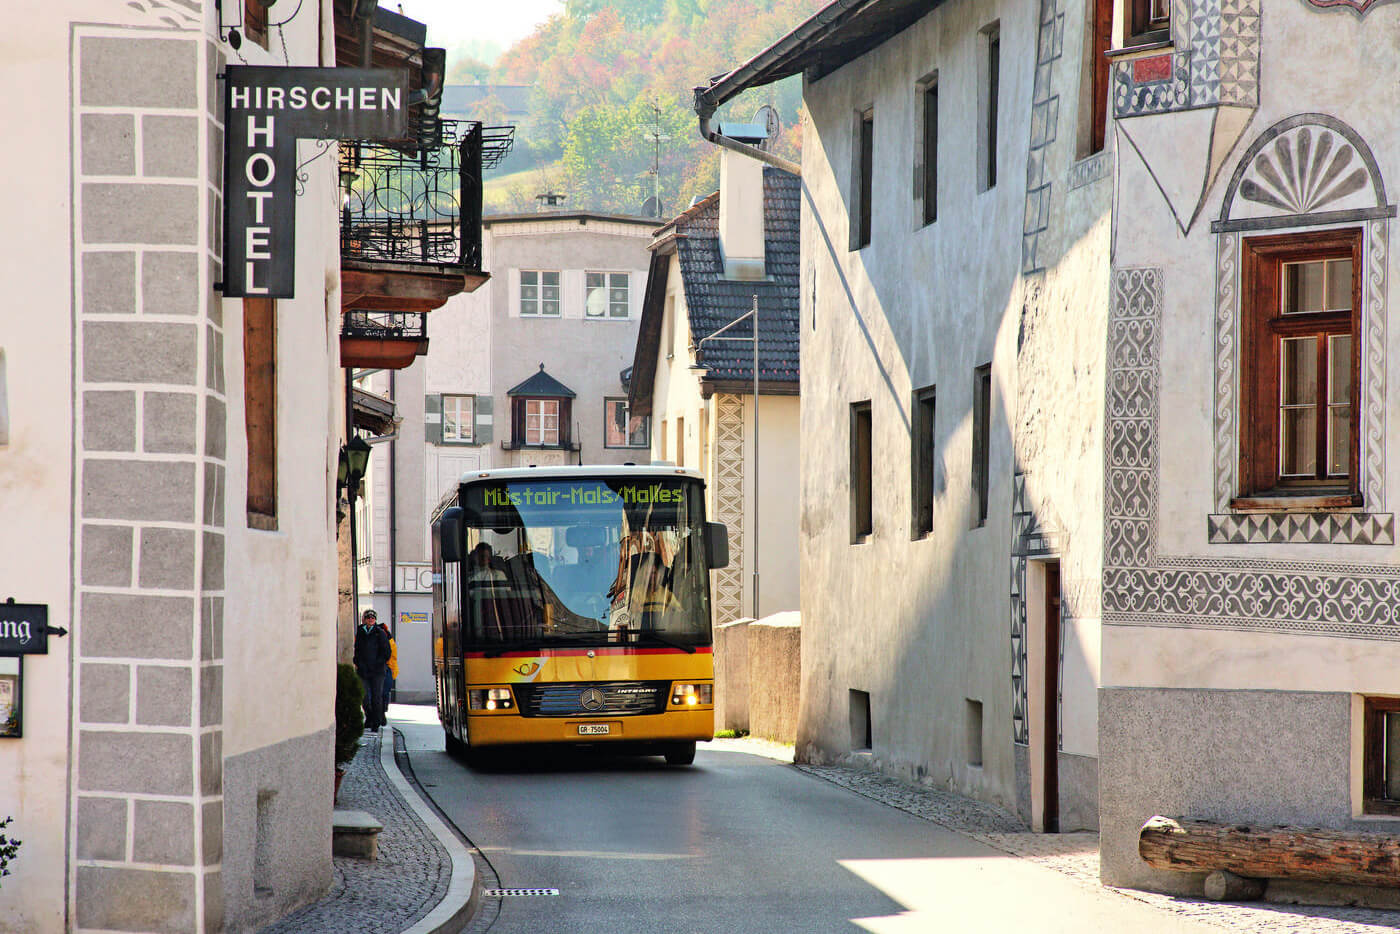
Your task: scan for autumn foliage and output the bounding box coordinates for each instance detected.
[490,0,822,215]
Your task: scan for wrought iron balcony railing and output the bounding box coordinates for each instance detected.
[342,311,428,341]
[339,120,514,273]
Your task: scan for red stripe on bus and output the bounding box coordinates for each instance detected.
[463,646,712,659]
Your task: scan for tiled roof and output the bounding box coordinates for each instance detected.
[673,166,800,386]
[506,364,576,398]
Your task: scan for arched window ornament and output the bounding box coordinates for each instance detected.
[1215,114,1395,233]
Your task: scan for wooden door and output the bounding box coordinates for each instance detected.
[1043,561,1061,832]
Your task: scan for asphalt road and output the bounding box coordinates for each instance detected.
[394,712,1211,934]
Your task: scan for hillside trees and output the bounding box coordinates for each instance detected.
[490,0,821,215]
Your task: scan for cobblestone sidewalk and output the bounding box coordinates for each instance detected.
[738,743,1400,934]
[259,729,453,933]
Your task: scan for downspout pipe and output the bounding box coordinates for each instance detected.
[695,99,801,176]
[693,0,885,175]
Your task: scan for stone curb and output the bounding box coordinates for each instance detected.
[380,727,482,934]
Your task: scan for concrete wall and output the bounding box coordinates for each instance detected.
[713,619,751,733]
[0,2,340,929]
[747,613,802,743]
[1102,0,1400,890]
[795,0,1109,823]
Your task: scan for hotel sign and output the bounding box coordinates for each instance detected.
[222,66,409,298]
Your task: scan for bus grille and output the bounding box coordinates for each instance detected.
[514,681,670,718]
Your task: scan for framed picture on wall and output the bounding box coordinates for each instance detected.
[0,658,21,738]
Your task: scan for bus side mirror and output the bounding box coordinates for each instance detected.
[438,507,463,563]
[705,522,730,569]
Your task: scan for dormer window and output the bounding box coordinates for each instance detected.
[506,364,575,450]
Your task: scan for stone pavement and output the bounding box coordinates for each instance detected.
[782,749,1400,934]
[258,719,477,934]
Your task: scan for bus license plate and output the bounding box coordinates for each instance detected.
[578,724,610,735]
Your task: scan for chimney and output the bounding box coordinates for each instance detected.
[534,191,566,212]
[718,132,766,281]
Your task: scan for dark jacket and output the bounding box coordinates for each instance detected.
[353,622,391,677]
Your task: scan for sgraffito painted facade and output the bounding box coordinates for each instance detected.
[1102,0,1400,892]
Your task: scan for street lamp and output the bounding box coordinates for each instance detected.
[693,294,761,619]
[338,434,372,501]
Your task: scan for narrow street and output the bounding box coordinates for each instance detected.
[392,708,1212,934]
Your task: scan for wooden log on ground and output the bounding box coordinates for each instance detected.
[1204,870,1265,902]
[1140,816,1400,888]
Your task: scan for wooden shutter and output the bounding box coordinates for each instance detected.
[244,297,277,527]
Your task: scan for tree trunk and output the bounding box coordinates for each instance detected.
[1140,816,1400,888]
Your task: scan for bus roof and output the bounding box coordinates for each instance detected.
[457,464,705,484]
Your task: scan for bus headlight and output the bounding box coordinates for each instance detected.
[469,687,515,711]
[670,683,712,706]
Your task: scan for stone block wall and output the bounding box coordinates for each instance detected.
[71,28,226,931]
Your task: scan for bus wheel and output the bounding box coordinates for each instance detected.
[444,729,464,759]
[663,742,696,766]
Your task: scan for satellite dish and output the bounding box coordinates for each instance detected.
[640,195,662,218]
[753,104,781,151]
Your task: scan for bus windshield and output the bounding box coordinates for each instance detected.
[458,477,712,650]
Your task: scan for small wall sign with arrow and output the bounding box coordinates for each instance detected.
[0,599,67,656]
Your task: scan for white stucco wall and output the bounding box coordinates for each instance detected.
[0,6,81,924]
[794,0,1110,824]
[484,216,653,467]
[0,1,341,927]
[646,252,803,621]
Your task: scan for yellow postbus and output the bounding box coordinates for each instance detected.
[430,466,729,766]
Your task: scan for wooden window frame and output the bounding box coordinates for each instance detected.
[853,109,874,250]
[520,270,561,317]
[972,364,992,528]
[244,297,277,529]
[919,76,939,227]
[603,397,649,449]
[585,271,630,319]
[912,386,936,539]
[851,401,873,542]
[984,26,1000,191]
[1129,0,1170,45]
[1087,0,1113,156]
[442,394,475,444]
[511,396,570,448]
[1363,696,1400,816]
[1237,229,1362,508]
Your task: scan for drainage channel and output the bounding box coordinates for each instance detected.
[482,888,560,897]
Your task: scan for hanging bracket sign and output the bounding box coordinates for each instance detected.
[0,602,62,656]
[222,65,409,299]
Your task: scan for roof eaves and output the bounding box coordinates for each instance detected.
[694,0,941,110]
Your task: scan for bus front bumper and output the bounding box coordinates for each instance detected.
[466,708,714,747]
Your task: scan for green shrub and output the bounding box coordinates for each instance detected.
[335,663,365,766]
[0,816,20,886]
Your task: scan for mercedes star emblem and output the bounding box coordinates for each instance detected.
[580,688,605,712]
